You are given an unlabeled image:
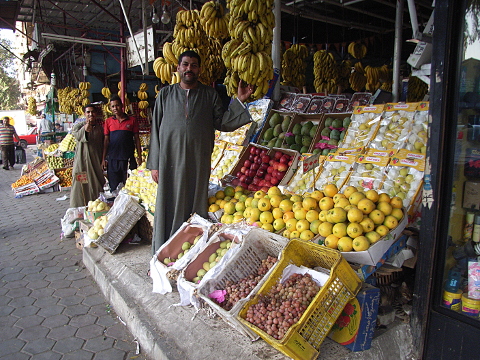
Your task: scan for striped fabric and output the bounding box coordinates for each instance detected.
[0,124,16,145]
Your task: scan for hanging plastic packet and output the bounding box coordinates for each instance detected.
[314,153,357,191]
[341,153,390,193]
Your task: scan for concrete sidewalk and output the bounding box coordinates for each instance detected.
[0,148,145,360]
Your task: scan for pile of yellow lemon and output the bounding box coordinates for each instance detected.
[207,183,403,252]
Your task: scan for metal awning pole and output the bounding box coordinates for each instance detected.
[142,0,149,76]
[118,0,145,74]
[272,0,282,101]
[120,15,126,104]
[392,0,404,102]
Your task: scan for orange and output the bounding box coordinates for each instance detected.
[273,218,286,231]
[325,234,340,249]
[208,204,220,212]
[300,230,315,241]
[285,218,298,231]
[259,211,274,224]
[375,225,389,237]
[294,208,307,220]
[257,198,272,211]
[352,236,370,251]
[329,207,347,223]
[289,230,301,239]
[369,209,385,225]
[272,207,284,220]
[302,197,317,210]
[337,236,353,252]
[359,217,375,233]
[279,199,294,212]
[347,208,364,223]
[390,196,403,209]
[343,186,358,198]
[223,202,236,215]
[383,215,398,229]
[282,229,291,238]
[269,195,283,208]
[224,186,235,197]
[323,184,338,197]
[261,223,274,232]
[215,190,225,199]
[318,222,334,237]
[391,208,404,221]
[267,186,282,197]
[310,190,324,201]
[254,190,266,199]
[292,201,304,212]
[333,193,346,203]
[283,211,295,221]
[334,198,350,209]
[310,219,321,234]
[208,196,217,205]
[319,197,334,211]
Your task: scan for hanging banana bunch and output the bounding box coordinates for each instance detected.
[349,62,367,92]
[199,37,225,85]
[27,96,37,115]
[407,75,429,102]
[116,82,130,108]
[57,87,79,115]
[365,65,389,92]
[73,82,91,116]
[380,67,393,92]
[101,86,111,100]
[173,9,207,60]
[313,50,338,94]
[348,42,367,59]
[223,0,275,101]
[153,57,175,84]
[200,1,229,39]
[154,85,160,98]
[281,44,309,88]
[337,60,352,91]
[137,83,149,118]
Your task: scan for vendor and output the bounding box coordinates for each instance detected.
[55,123,63,132]
[37,113,54,134]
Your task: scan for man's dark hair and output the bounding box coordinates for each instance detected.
[83,104,96,112]
[178,50,201,67]
[109,94,122,104]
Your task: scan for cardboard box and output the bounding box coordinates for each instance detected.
[255,109,297,148]
[407,42,432,69]
[328,283,380,352]
[350,235,409,280]
[340,210,408,266]
[79,219,93,232]
[75,231,84,250]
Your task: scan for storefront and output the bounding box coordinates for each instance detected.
[414,0,480,358]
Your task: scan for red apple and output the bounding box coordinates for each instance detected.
[231,178,240,186]
[250,162,260,171]
[262,155,271,163]
[240,182,249,189]
[252,177,260,185]
[245,176,253,184]
[276,171,285,180]
[270,177,279,185]
[277,163,288,172]
[239,175,247,183]
[265,174,272,182]
[255,147,261,155]
[288,160,293,166]
[244,159,252,168]
[248,154,255,162]
[240,166,247,174]
[269,159,275,166]
[266,166,274,174]
[256,169,266,178]
[236,171,243,178]
[279,155,289,164]
[261,186,270,192]
[247,184,257,191]
[250,146,257,154]
[274,151,283,160]
[260,162,269,171]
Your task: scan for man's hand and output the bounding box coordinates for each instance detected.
[151,170,159,183]
[136,157,142,167]
[237,81,254,103]
[102,160,107,171]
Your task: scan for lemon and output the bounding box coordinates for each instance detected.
[324,234,339,249]
[337,236,354,252]
[352,236,370,251]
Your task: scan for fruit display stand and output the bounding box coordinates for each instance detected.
[311,113,352,155]
[197,228,289,339]
[256,109,296,149]
[34,169,60,191]
[54,167,73,188]
[283,113,324,154]
[404,102,429,153]
[237,240,362,360]
[94,193,145,254]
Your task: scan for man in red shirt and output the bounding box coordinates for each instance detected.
[102,95,142,192]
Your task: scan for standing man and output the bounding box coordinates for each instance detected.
[0,116,20,170]
[147,50,254,254]
[70,104,105,208]
[102,95,142,193]
[37,113,54,134]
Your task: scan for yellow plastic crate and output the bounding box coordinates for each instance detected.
[237,239,362,360]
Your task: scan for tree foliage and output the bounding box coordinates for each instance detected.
[0,37,22,110]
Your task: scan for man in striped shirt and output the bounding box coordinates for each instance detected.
[0,116,20,170]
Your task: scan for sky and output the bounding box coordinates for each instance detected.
[0,28,15,42]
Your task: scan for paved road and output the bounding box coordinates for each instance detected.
[0,148,147,360]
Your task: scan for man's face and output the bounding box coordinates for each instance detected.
[84,107,95,122]
[177,56,200,85]
[110,100,123,116]
[3,118,9,125]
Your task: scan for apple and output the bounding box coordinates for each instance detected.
[256,156,262,164]
[240,182,249,189]
[265,174,272,182]
[269,159,275,166]
[245,176,253,184]
[250,162,260,171]
[272,170,279,178]
[239,175,247,183]
[259,179,266,187]
[252,177,260,185]
[270,177,280,185]
[244,159,252,168]
[261,186,270,192]
[288,160,293,166]
[247,169,256,177]
[277,163,288,172]
[256,169,266,178]
[255,148,261,155]
[266,166,273,174]
[274,151,283,160]
[250,147,257,155]
[248,184,257,191]
[280,155,289,164]
[260,162,269,171]
[260,149,268,156]
[232,178,240,186]
[236,171,243,178]
[248,154,255,162]
[264,182,272,187]
[240,166,247,174]
[262,155,271,163]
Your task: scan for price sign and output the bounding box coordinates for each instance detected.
[75,172,88,184]
[303,153,320,173]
